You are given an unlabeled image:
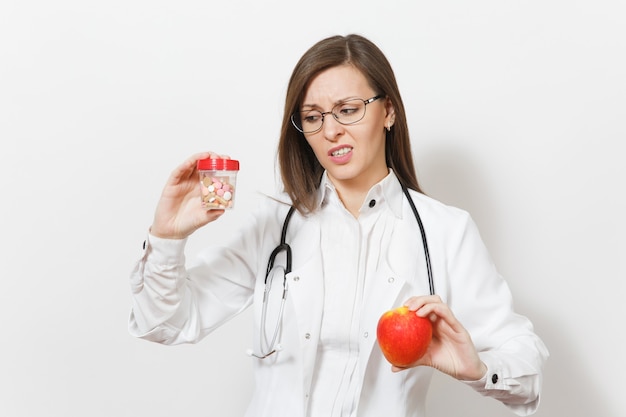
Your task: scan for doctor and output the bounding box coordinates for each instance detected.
[129,34,548,417]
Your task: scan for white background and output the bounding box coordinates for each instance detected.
[1,1,624,416]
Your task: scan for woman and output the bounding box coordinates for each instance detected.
[129,34,548,416]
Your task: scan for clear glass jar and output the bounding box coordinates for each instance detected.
[197,158,240,209]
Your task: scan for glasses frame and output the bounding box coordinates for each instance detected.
[291,94,383,134]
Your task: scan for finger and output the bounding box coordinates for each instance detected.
[169,152,226,184]
[403,296,465,335]
[416,302,467,334]
[193,209,227,231]
[404,295,442,312]
[167,153,208,184]
[197,208,227,226]
[391,361,425,373]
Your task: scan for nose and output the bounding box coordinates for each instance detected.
[321,112,343,141]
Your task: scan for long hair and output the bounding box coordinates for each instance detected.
[278,34,422,214]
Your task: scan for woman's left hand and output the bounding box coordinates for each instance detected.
[392,295,487,381]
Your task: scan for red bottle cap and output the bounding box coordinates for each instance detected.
[197,158,240,171]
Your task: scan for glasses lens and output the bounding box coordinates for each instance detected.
[291,99,369,133]
[292,110,323,133]
[333,100,366,125]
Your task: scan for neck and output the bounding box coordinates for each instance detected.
[329,168,389,218]
[335,187,367,218]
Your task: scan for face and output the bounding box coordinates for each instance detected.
[301,65,395,192]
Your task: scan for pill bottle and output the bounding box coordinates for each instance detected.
[197,158,240,209]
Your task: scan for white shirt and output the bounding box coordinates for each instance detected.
[128,170,549,417]
[309,176,390,416]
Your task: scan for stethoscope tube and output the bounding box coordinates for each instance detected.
[265,206,295,279]
[248,181,434,359]
[402,184,435,296]
[247,207,296,359]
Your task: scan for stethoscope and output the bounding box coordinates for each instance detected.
[247,182,434,359]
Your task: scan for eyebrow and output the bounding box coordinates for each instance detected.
[300,95,363,110]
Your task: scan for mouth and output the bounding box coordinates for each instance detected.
[329,146,353,157]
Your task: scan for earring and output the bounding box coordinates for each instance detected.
[386,123,392,132]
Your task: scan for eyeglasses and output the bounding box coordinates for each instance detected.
[291,94,382,134]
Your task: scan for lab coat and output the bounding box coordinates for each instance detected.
[129,176,548,417]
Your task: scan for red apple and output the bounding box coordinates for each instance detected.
[376,305,432,367]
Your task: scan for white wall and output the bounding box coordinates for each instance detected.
[1,1,624,416]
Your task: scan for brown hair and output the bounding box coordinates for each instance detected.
[278,34,422,214]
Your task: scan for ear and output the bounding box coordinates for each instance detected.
[384,97,396,129]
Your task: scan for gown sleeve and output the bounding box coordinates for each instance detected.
[128,203,276,345]
[444,211,549,416]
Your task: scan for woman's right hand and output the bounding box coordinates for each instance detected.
[149,152,228,239]
[393,295,487,381]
